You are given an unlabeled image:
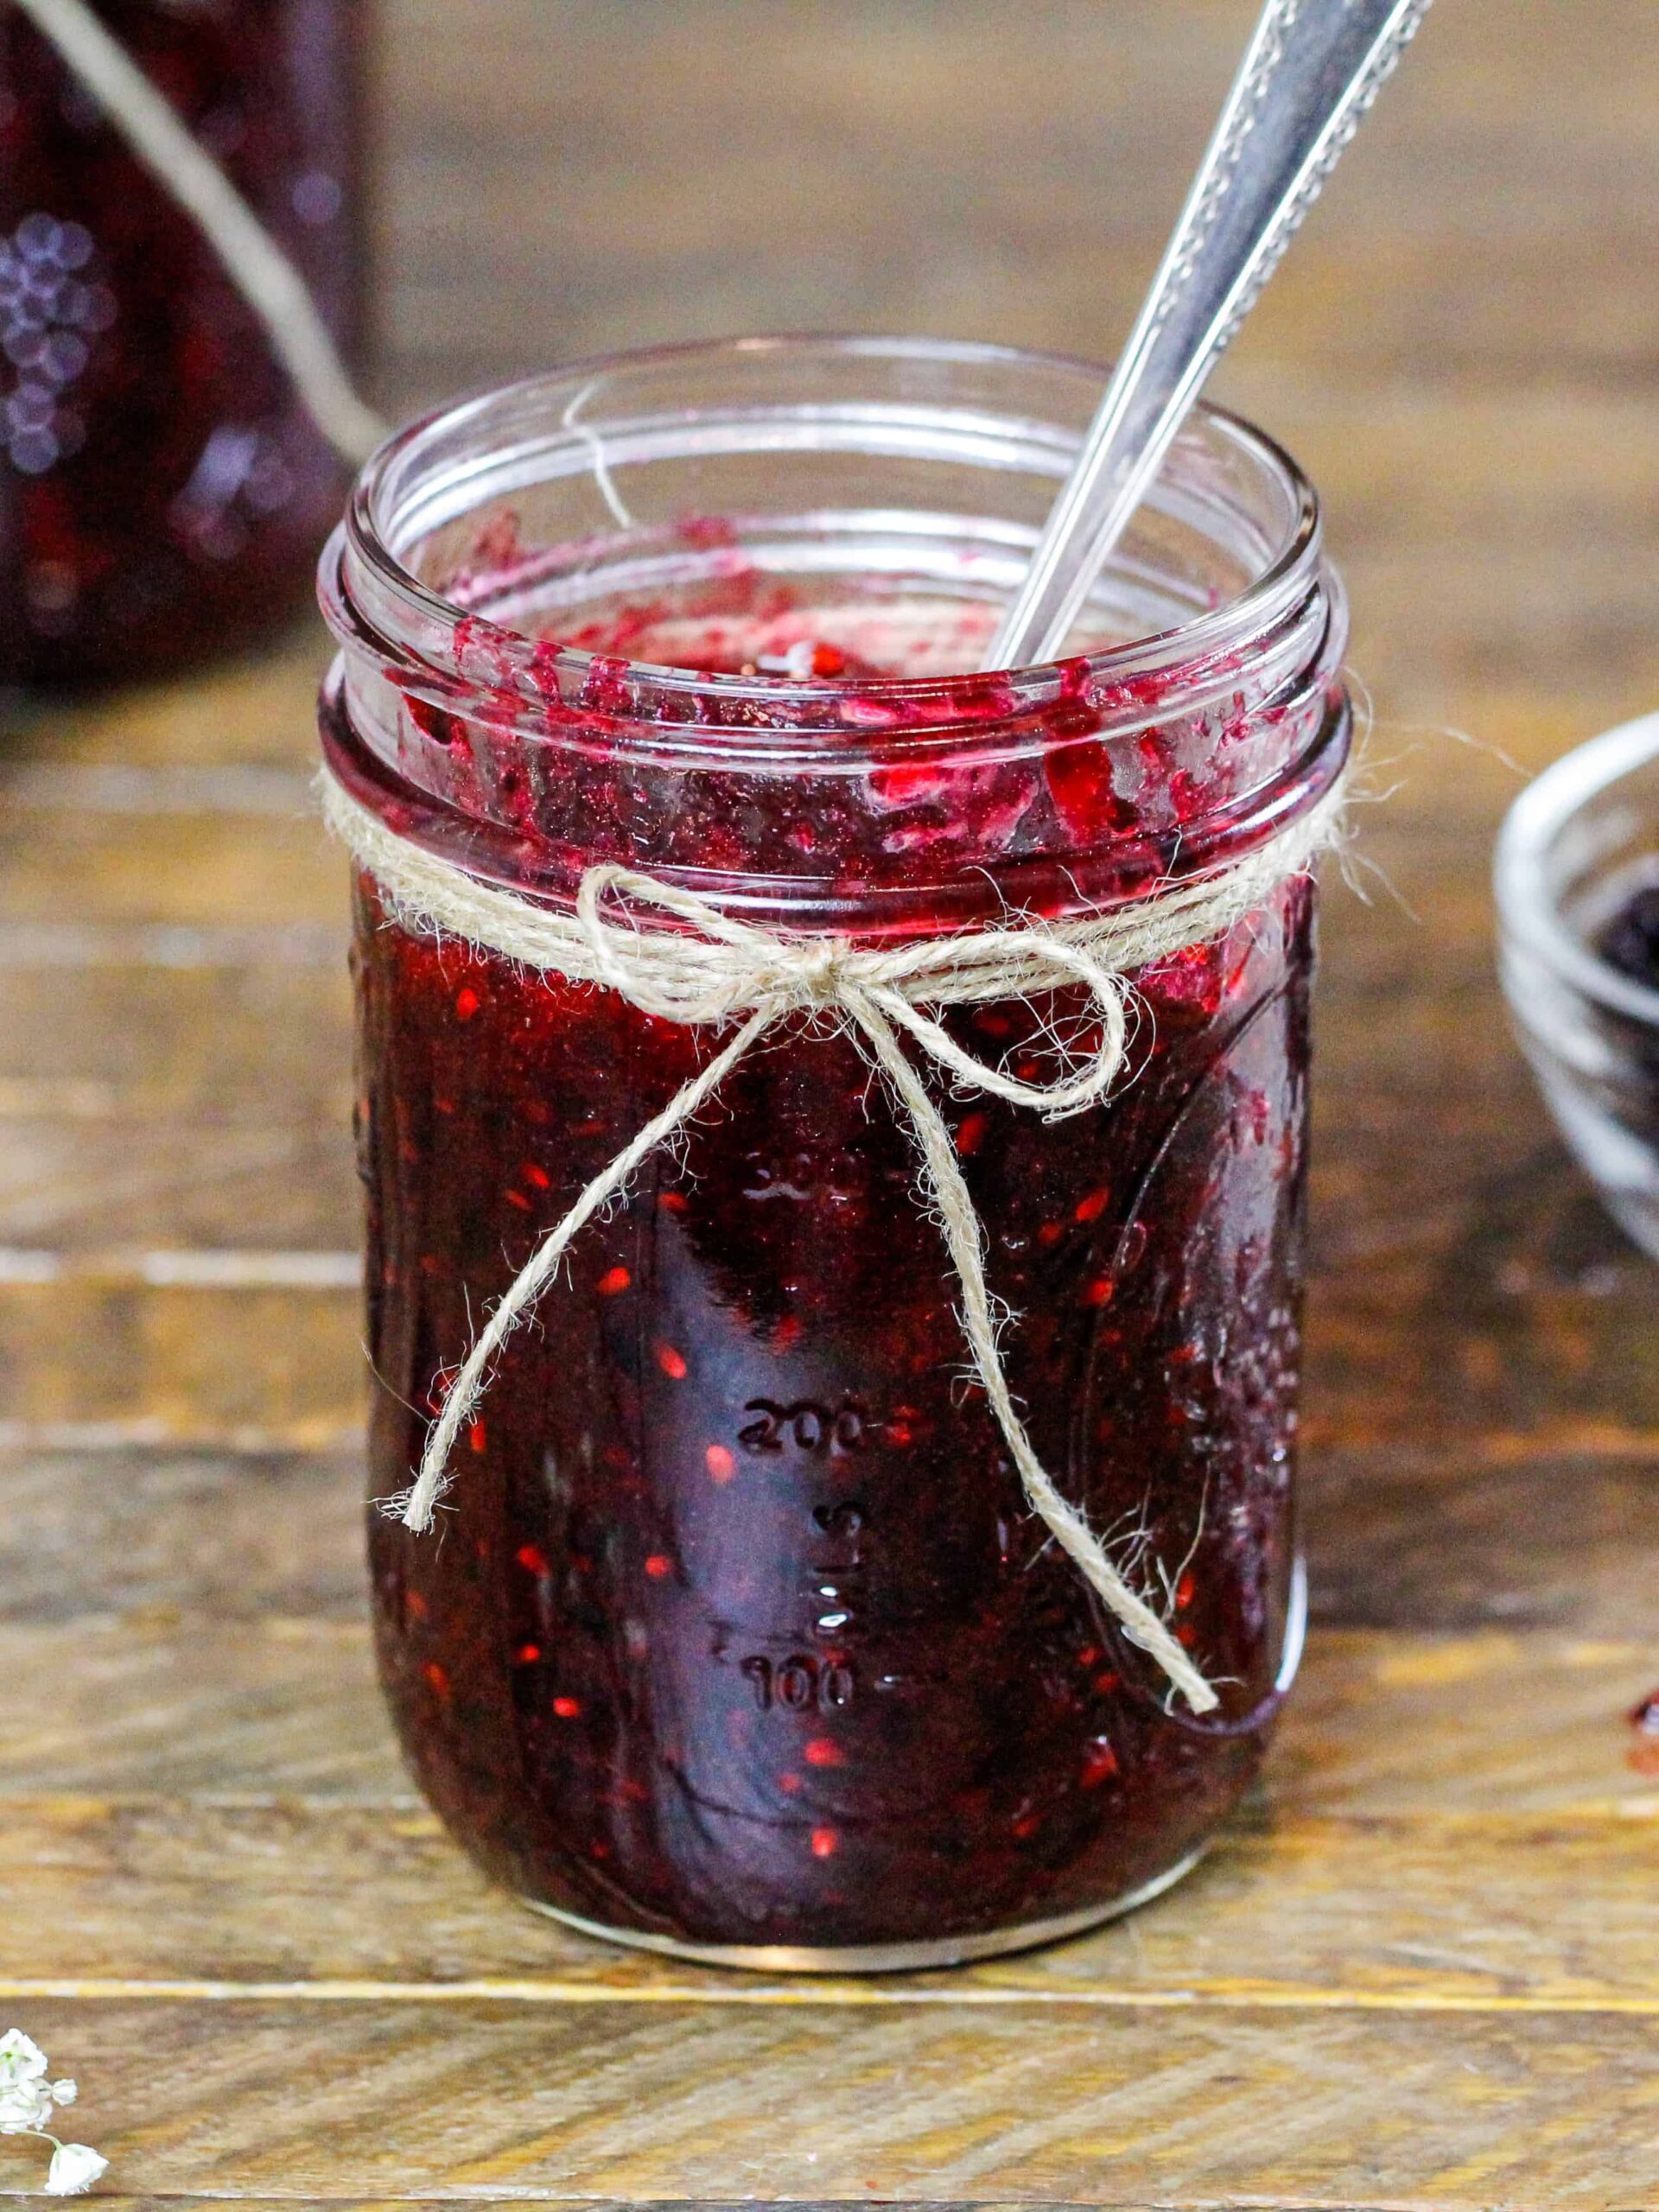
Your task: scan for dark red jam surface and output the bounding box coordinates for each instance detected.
[1599,887,1659,992]
[1,0,362,689]
[343,596,1332,1955]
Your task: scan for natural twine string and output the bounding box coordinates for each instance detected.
[13,0,387,467]
[323,764,1348,1713]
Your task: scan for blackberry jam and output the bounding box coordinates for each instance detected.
[2,0,364,689]
[1599,886,1659,994]
[321,340,1351,1966]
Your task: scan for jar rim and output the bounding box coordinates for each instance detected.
[327,332,1325,743]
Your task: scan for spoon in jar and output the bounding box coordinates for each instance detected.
[984,0,1434,672]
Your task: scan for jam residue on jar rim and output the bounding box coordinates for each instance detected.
[331,339,1328,738]
[320,342,1350,937]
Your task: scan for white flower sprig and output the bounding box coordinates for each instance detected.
[0,2032,107,2196]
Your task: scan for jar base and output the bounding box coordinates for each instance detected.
[518,1845,1210,1974]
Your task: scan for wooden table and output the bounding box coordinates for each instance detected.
[5,2,1659,2205]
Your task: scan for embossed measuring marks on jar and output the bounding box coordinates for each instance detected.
[740,1392,876,1617]
[730,1137,913,1670]
[736,1395,873,1710]
[739,1652,856,1714]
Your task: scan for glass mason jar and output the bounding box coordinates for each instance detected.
[1,0,366,689]
[319,336,1350,1969]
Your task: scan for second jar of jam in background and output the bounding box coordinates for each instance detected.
[2,0,366,690]
[320,336,1351,1968]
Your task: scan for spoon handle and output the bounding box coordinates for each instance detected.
[985,0,1433,672]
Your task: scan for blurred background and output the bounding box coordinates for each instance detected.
[3,0,1658,1627]
[372,0,1659,738]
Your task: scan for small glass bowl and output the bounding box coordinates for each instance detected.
[1496,711,1659,1259]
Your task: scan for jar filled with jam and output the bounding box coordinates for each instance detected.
[2,0,365,689]
[319,337,1350,1968]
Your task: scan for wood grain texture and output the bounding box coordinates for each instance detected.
[15,1997,1659,2209]
[4,0,1659,2203]
[9,1793,1659,2011]
[0,1277,361,1438]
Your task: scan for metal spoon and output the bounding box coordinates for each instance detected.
[984,0,1435,672]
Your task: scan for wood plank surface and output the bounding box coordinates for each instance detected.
[15,1792,1659,2008]
[15,1997,1659,2209]
[5,0,1659,2206]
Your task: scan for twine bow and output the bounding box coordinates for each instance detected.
[324,766,1345,1713]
